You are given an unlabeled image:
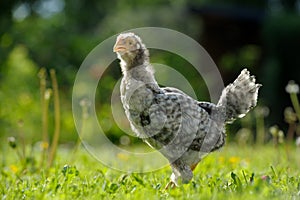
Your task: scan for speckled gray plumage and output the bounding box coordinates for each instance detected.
[115,32,261,186]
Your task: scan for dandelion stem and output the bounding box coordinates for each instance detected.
[70,99,89,163]
[48,69,61,168]
[255,113,265,145]
[17,120,26,163]
[290,93,300,122]
[38,68,50,168]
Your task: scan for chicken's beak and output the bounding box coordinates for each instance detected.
[113,39,127,52]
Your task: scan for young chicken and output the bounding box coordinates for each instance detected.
[113,32,261,188]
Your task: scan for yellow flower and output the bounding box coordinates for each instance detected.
[40,142,49,149]
[117,153,129,161]
[218,156,225,164]
[229,156,240,165]
[10,165,18,173]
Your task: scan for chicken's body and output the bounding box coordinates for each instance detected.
[113,33,261,187]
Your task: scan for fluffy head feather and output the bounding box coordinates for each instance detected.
[113,32,149,71]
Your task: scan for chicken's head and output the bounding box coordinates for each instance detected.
[113,32,143,53]
[113,32,148,67]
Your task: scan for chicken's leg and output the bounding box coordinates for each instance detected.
[164,160,193,189]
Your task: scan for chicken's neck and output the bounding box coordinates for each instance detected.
[120,49,158,85]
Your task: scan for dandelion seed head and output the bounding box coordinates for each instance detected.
[255,106,270,117]
[278,130,284,143]
[44,89,52,100]
[79,98,91,107]
[285,80,299,94]
[119,135,130,146]
[269,125,279,136]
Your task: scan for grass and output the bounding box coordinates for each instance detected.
[1,74,299,199]
[1,143,300,200]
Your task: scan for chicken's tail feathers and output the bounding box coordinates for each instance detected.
[217,68,261,123]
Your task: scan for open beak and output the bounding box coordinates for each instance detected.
[113,39,127,52]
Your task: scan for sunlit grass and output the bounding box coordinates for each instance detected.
[1,143,299,200]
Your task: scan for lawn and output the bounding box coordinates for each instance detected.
[1,143,299,200]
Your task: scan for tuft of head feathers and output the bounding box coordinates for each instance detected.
[113,32,149,72]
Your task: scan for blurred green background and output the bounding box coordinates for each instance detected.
[0,0,300,146]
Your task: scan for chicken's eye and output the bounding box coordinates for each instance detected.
[128,41,132,45]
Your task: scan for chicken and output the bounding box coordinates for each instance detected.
[113,32,261,188]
